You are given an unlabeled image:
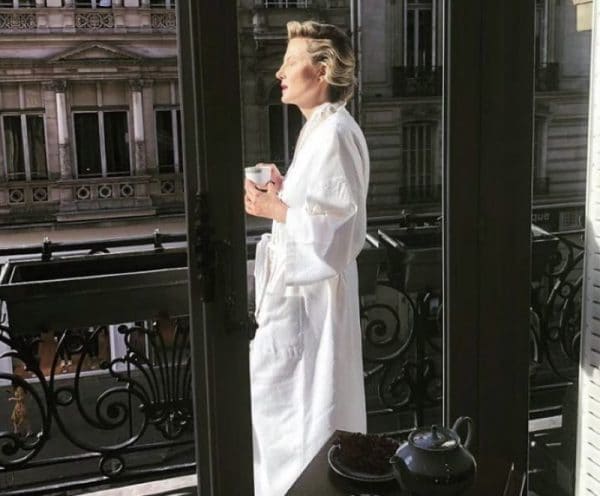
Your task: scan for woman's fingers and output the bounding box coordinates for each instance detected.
[245,179,261,200]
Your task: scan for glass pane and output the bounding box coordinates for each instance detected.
[156,109,175,172]
[268,104,284,169]
[406,10,415,67]
[27,115,47,180]
[103,111,130,176]
[176,109,182,166]
[74,112,102,177]
[528,1,590,494]
[286,104,302,170]
[418,9,432,67]
[3,115,25,181]
[243,2,446,458]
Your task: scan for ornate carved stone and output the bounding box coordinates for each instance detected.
[0,14,37,31]
[43,80,67,93]
[150,12,176,30]
[75,12,115,30]
[128,79,144,92]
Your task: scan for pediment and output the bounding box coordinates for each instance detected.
[48,43,142,63]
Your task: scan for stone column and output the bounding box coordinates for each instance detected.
[130,79,146,174]
[52,80,73,180]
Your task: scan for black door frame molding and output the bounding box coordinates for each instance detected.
[444,0,534,492]
[177,1,254,494]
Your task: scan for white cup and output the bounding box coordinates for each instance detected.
[245,165,271,187]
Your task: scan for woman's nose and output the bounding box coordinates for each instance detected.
[276,67,284,79]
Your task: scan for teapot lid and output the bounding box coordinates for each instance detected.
[409,425,459,452]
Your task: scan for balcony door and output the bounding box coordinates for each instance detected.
[176,1,536,495]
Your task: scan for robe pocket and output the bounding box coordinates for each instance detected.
[254,290,304,353]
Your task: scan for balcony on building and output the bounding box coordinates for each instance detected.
[392,65,443,98]
[0,212,583,494]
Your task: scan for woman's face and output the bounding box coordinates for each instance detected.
[276,38,328,111]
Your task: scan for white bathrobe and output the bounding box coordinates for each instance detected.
[250,102,369,496]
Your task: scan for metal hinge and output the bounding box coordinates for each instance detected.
[194,192,216,303]
[193,192,257,339]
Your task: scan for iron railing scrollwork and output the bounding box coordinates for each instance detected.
[0,224,586,492]
[529,230,583,384]
[0,319,194,493]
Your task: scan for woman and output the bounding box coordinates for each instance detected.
[244,20,369,496]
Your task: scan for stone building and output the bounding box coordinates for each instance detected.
[0,0,182,232]
[239,0,591,224]
[0,0,591,233]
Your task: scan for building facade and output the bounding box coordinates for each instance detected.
[0,0,183,229]
[1,0,589,230]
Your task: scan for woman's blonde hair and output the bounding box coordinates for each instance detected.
[286,20,356,103]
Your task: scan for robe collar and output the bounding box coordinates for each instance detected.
[294,100,346,156]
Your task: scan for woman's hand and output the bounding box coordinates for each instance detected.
[256,162,284,192]
[245,180,288,223]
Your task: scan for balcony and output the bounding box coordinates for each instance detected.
[0,217,583,494]
[0,173,184,225]
[0,1,176,33]
[535,63,560,92]
[392,66,443,98]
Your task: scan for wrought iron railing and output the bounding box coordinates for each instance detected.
[263,0,311,7]
[0,222,584,493]
[392,66,443,97]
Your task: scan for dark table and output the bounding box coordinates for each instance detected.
[287,431,405,496]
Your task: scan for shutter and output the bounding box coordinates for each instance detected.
[576,1,600,494]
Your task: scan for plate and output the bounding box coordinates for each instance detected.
[327,444,396,483]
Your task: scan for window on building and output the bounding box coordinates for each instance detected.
[535,0,548,66]
[263,0,310,8]
[0,0,35,7]
[74,111,130,178]
[149,0,176,8]
[2,114,48,181]
[404,0,434,68]
[401,121,437,202]
[533,116,549,195]
[156,108,182,173]
[74,0,112,8]
[268,102,303,172]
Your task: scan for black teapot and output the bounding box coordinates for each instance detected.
[389,416,476,496]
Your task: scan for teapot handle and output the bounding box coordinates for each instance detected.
[451,416,473,449]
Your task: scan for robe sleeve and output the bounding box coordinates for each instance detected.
[284,126,366,286]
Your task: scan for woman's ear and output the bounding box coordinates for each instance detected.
[317,63,327,80]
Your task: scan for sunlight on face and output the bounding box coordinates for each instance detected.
[276,38,328,114]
